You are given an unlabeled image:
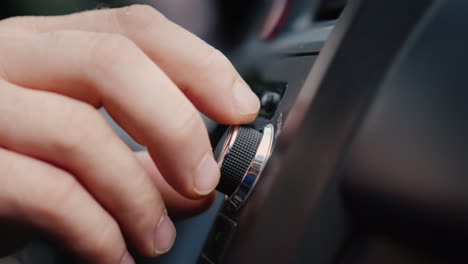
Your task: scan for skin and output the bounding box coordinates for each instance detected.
[0,5,260,264]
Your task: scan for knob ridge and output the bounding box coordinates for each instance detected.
[216,127,262,196]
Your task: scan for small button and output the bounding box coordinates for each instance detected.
[260,91,282,118]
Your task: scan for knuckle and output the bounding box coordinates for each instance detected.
[169,108,205,143]
[33,174,81,222]
[44,31,95,64]
[199,48,223,68]
[53,101,105,154]
[129,183,163,226]
[86,219,123,262]
[33,167,124,262]
[0,151,69,218]
[0,156,34,213]
[116,4,167,32]
[0,157,76,219]
[87,33,138,69]
[46,30,82,46]
[195,48,233,81]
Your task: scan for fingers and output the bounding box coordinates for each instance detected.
[0,148,129,264]
[0,5,260,124]
[0,30,219,199]
[0,82,175,257]
[135,152,216,219]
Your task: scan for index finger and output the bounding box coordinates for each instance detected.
[1,5,260,124]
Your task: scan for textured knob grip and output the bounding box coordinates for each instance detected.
[215,126,262,196]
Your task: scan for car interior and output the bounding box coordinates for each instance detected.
[1,0,467,263]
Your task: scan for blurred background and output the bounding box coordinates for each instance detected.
[0,0,263,52]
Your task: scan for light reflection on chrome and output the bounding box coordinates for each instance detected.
[227,124,274,209]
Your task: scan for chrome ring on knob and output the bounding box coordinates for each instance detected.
[217,124,275,209]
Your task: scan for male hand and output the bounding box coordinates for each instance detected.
[0,5,260,264]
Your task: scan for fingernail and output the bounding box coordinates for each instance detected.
[194,153,220,195]
[233,80,260,115]
[120,252,135,264]
[154,210,176,255]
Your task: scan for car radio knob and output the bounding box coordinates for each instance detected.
[214,124,274,207]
